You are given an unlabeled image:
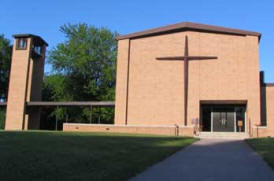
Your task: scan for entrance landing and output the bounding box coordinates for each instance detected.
[197,132,249,139]
[129,139,274,181]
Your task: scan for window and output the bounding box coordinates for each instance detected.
[33,45,42,55]
[31,44,43,58]
[16,38,27,50]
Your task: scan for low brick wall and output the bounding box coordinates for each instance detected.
[254,86,274,137]
[178,126,195,136]
[63,123,194,136]
[252,126,274,138]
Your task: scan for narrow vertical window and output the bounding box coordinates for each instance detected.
[16,38,27,50]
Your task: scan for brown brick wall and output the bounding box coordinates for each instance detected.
[63,123,194,136]
[27,46,46,129]
[114,39,130,125]
[254,86,274,137]
[115,31,261,128]
[5,38,32,130]
[5,37,46,130]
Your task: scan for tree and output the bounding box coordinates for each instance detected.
[43,23,117,127]
[0,35,11,129]
[0,35,12,101]
[48,23,117,101]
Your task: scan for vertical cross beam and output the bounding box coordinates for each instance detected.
[184,36,189,126]
[156,35,217,126]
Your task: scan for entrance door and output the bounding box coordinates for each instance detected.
[200,104,246,132]
[212,107,234,132]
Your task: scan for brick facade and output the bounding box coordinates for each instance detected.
[63,123,194,136]
[253,85,274,137]
[115,31,261,131]
[5,35,47,130]
[5,23,274,137]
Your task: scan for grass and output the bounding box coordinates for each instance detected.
[0,131,196,181]
[246,137,274,169]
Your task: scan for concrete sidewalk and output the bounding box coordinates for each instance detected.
[129,139,274,181]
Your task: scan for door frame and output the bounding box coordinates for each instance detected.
[201,103,246,133]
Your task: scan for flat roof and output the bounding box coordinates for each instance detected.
[13,34,48,46]
[0,102,7,106]
[26,101,115,107]
[263,83,274,87]
[117,22,261,40]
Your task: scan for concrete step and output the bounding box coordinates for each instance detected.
[196,132,249,139]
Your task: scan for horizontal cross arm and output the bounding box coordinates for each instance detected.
[156,56,217,61]
[188,56,218,60]
[156,56,185,60]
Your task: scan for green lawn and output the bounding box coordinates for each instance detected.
[0,131,196,181]
[246,137,274,169]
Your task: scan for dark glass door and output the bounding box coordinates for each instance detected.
[201,106,211,132]
[212,107,235,132]
[236,107,246,132]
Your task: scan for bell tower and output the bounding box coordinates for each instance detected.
[5,34,48,130]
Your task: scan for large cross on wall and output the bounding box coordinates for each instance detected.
[156,35,218,126]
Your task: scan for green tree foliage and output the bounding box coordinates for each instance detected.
[0,35,12,129]
[0,35,12,101]
[43,24,117,127]
[0,108,6,129]
[48,23,117,101]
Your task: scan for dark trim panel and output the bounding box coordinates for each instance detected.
[125,40,131,125]
[117,22,261,40]
[263,83,274,87]
[200,100,248,105]
[26,101,115,107]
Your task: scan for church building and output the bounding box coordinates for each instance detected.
[113,22,274,137]
[4,22,274,137]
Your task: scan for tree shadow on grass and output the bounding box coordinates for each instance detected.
[0,131,196,181]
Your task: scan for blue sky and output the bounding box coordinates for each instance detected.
[1,0,274,82]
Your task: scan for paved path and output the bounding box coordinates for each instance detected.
[129,139,274,181]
